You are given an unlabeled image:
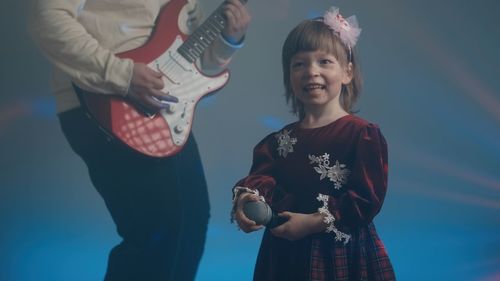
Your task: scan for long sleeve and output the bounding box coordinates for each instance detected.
[233,133,295,213]
[234,135,278,204]
[29,0,134,96]
[326,124,389,227]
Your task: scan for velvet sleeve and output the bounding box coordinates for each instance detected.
[233,134,278,204]
[233,129,303,211]
[327,124,389,227]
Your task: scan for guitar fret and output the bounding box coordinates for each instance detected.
[188,45,201,57]
[187,38,203,52]
[181,50,195,62]
[205,21,219,32]
[195,38,210,49]
[206,14,223,29]
[203,29,217,41]
[203,23,219,39]
[178,48,196,63]
[192,31,210,48]
[191,42,204,55]
[200,28,215,43]
[209,16,225,30]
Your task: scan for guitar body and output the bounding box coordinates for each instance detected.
[75,0,230,158]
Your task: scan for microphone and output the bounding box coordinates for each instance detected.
[243,201,288,229]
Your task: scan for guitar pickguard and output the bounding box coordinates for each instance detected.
[150,36,229,146]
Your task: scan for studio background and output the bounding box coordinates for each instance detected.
[1,0,499,280]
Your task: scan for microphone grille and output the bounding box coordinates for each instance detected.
[243,201,272,225]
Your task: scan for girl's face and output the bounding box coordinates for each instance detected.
[290,49,352,113]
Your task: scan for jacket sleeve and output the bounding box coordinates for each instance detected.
[29,0,133,96]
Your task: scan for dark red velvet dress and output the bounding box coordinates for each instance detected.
[235,115,396,281]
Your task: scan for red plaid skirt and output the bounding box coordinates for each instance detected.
[253,223,395,281]
[310,223,395,281]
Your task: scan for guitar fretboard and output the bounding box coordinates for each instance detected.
[177,0,247,63]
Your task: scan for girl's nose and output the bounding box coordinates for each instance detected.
[305,64,320,76]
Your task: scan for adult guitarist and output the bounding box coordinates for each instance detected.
[30,0,251,280]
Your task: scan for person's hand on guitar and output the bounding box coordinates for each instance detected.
[221,0,251,44]
[127,63,178,114]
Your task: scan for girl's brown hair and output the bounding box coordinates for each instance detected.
[282,19,362,118]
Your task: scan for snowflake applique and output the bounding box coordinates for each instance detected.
[308,153,350,189]
[275,129,297,158]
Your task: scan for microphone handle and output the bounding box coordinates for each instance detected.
[267,212,288,229]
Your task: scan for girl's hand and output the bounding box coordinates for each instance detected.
[270,212,326,241]
[234,193,264,233]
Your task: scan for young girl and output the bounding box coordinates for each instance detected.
[232,6,396,281]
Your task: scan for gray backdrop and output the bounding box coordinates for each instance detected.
[1,0,499,280]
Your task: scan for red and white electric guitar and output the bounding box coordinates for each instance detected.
[73,0,247,158]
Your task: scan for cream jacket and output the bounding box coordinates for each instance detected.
[30,0,240,112]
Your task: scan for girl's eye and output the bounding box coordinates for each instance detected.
[320,59,333,65]
[291,62,303,68]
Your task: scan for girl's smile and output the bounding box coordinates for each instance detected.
[303,83,326,93]
[290,50,352,112]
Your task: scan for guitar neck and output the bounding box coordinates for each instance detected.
[177,0,248,63]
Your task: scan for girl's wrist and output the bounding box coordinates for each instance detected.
[310,212,328,233]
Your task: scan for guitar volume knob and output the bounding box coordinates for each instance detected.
[174,124,185,134]
[166,104,177,114]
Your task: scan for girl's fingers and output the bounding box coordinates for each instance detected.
[278,211,293,219]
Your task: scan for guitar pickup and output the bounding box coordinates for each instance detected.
[154,61,181,85]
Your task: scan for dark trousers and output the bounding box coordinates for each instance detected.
[59,108,210,281]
